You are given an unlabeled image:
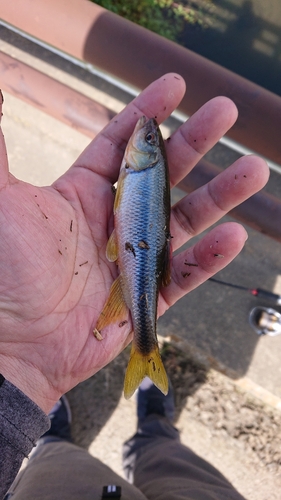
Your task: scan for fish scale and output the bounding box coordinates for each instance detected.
[117,166,167,354]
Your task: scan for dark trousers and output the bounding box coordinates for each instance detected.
[7,415,246,500]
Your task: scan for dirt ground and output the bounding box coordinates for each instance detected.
[67,340,281,500]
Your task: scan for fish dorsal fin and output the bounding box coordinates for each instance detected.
[161,238,172,287]
[106,229,118,262]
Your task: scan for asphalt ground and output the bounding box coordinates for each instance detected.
[1,25,281,499]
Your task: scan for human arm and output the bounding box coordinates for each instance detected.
[0,376,50,499]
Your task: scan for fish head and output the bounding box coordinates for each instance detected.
[124,116,161,171]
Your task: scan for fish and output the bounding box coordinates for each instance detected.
[94,116,171,399]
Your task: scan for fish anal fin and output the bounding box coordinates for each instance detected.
[123,343,168,399]
[95,275,128,332]
[106,229,118,262]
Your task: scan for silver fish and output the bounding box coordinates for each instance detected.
[95,116,171,398]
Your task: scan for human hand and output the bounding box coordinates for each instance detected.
[0,74,269,413]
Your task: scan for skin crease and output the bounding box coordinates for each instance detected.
[0,74,269,413]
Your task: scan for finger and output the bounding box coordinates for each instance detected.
[159,222,248,313]
[72,73,186,182]
[170,155,269,251]
[0,91,9,187]
[166,96,238,187]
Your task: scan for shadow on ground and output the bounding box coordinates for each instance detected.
[66,340,281,475]
[66,349,129,449]
[67,342,208,448]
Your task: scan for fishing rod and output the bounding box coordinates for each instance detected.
[208,277,281,305]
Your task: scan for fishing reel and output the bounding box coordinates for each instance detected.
[249,307,281,337]
[209,277,281,337]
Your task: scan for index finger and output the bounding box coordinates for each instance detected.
[167,96,238,187]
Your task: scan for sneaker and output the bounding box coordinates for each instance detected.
[249,306,281,336]
[42,395,72,441]
[137,377,175,427]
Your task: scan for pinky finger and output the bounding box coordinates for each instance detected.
[159,222,248,314]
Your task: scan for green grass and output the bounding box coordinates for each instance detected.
[93,0,212,42]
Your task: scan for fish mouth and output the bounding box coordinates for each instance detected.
[134,116,158,134]
[132,116,148,135]
[137,116,148,128]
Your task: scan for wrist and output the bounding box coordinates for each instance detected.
[0,355,60,414]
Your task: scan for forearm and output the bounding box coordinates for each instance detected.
[0,376,50,499]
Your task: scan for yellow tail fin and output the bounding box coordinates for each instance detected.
[123,343,168,399]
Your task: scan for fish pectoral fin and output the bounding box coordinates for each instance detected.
[106,229,118,262]
[123,343,168,399]
[113,167,127,213]
[95,275,128,332]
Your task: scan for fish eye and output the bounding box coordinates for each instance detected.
[145,132,157,145]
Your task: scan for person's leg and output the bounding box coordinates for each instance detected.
[123,378,246,500]
[7,396,147,500]
[8,440,147,500]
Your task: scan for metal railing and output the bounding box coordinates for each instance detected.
[0,0,281,241]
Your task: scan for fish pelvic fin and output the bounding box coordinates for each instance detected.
[106,229,118,262]
[123,342,168,399]
[95,275,128,332]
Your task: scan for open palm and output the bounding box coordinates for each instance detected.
[0,74,268,413]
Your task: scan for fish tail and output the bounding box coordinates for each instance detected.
[123,342,168,399]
